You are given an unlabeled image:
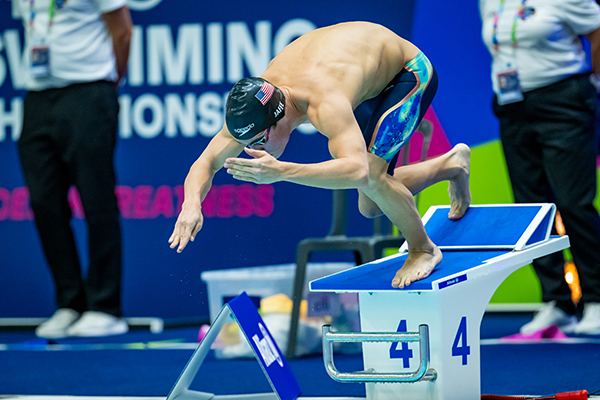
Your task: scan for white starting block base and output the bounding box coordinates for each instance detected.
[310,204,569,400]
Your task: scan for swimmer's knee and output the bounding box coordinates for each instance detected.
[359,204,383,219]
[358,197,383,219]
[363,170,390,197]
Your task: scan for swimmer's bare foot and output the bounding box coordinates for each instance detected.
[447,143,471,220]
[391,243,443,289]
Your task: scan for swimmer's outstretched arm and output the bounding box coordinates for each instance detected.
[225,100,370,190]
[169,127,244,252]
[225,144,368,189]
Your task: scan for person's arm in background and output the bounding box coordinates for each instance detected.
[102,6,133,86]
[587,26,600,79]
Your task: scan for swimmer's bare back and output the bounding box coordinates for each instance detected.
[262,22,421,111]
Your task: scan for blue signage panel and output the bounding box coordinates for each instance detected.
[228,292,301,400]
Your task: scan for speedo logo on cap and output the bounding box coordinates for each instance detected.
[255,82,274,105]
[234,123,255,136]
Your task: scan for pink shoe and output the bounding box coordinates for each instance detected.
[502,325,567,341]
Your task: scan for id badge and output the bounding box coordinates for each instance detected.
[30,40,50,78]
[495,63,524,105]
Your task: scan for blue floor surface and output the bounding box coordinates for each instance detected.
[1,313,599,397]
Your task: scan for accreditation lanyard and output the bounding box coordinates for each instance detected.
[29,0,59,33]
[492,0,528,104]
[492,0,527,52]
[28,0,64,77]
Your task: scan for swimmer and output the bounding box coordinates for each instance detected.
[169,21,471,289]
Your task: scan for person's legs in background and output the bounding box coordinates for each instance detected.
[495,84,575,334]
[18,82,128,338]
[498,119,578,333]
[496,74,600,335]
[57,82,128,337]
[540,75,600,335]
[18,89,87,339]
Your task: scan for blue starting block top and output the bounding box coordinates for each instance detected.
[309,249,509,292]
[310,204,559,293]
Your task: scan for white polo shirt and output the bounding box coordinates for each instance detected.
[12,0,127,91]
[480,0,600,94]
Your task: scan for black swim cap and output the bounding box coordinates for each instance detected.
[225,77,286,140]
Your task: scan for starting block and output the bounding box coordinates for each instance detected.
[167,203,568,400]
[310,203,569,400]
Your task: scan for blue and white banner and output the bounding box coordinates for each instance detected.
[0,0,420,319]
[1,0,502,320]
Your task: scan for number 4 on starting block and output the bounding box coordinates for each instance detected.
[166,291,301,400]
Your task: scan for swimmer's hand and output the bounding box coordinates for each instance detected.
[169,203,203,253]
[224,148,282,184]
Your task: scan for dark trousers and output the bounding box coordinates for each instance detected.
[494,73,600,311]
[18,81,123,317]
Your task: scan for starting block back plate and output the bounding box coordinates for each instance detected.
[399,203,556,252]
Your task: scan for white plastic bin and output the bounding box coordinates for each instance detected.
[201,262,354,322]
[200,262,360,358]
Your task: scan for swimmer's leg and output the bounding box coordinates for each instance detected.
[359,153,442,289]
[394,143,471,220]
[359,143,471,221]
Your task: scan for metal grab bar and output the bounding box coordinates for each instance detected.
[322,324,438,383]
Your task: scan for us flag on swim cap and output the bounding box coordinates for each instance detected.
[255,82,274,105]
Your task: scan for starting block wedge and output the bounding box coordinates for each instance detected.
[310,203,569,400]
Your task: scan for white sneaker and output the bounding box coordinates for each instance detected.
[66,311,129,337]
[520,301,578,334]
[574,302,600,335]
[35,308,81,339]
